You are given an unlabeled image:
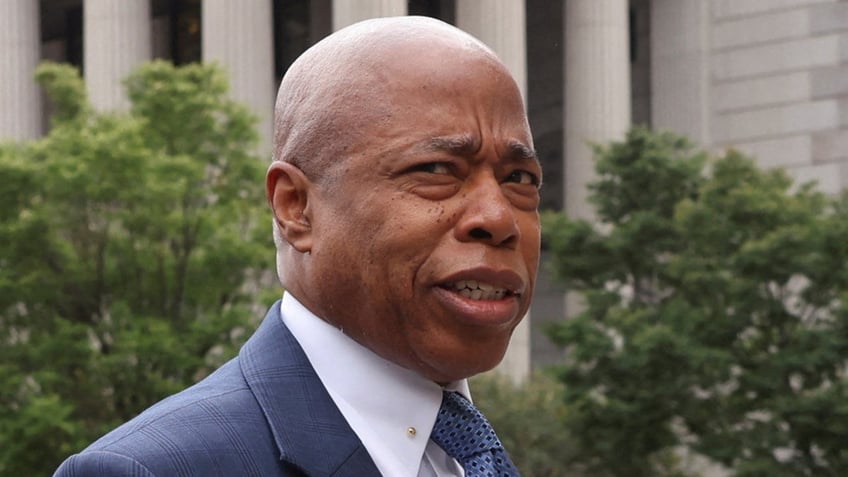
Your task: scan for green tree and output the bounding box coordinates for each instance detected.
[0,61,274,476]
[543,127,848,476]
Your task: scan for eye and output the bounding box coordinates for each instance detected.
[409,162,452,175]
[505,169,540,187]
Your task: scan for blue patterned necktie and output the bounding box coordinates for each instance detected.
[430,391,520,477]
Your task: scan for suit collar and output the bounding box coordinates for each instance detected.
[238,301,381,477]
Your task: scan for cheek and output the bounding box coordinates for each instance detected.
[364,197,447,254]
[524,213,542,244]
[363,209,451,301]
[520,216,542,279]
[524,228,541,263]
[361,228,421,292]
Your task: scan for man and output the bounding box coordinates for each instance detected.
[55,15,541,477]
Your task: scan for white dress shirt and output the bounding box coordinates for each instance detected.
[280,293,467,477]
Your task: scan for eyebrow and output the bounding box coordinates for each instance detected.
[424,134,539,163]
[506,140,538,163]
[425,134,480,156]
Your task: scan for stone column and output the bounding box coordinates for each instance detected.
[563,0,631,324]
[456,0,527,101]
[0,0,42,140]
[84,0,152,111]
[456,0,531,384]
[564,0,631,221]
[332,0,407,31]
[650,0,710,144]
[202,0,275,155]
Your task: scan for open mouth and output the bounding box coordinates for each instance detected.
[443,280,518,301]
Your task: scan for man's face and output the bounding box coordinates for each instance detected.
[305,52,541,384]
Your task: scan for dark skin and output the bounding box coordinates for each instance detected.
[267,17,542,385]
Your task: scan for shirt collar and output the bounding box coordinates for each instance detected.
[280,292,469,476]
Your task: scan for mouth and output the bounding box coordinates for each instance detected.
[443,280,519,301]
[431,268,527,327]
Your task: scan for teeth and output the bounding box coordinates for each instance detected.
[450,280,510,301]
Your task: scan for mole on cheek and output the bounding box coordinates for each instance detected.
[435,206,446,223]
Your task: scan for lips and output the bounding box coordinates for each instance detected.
[434,268,527,326]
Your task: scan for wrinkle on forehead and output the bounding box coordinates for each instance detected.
[424,135,537,161]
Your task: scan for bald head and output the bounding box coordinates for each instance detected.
[272,16,508,182]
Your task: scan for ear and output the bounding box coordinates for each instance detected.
[266,161,313,253]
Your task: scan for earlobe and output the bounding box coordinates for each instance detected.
[266,161,313,253]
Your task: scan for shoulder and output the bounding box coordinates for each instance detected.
[55,359,283,476]
[54,450,155,477]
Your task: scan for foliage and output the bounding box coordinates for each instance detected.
[543,127,848,476]
[472,373,584,477]
[0,61,274,476]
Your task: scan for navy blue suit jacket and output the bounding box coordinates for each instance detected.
[54,302,382,476]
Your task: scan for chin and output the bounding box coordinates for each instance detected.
[427,348,510,383]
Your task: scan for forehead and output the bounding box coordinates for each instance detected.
[372,51,530,134]
[386,43,514,95]
[335,63,533,177]
[294,28,534,179]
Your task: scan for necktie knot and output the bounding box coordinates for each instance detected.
[430,391,520,477]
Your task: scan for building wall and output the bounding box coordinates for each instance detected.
[708,0,848,194]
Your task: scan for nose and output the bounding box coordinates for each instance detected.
[454,177,519,248]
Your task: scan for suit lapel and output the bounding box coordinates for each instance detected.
[238,302,381,477]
